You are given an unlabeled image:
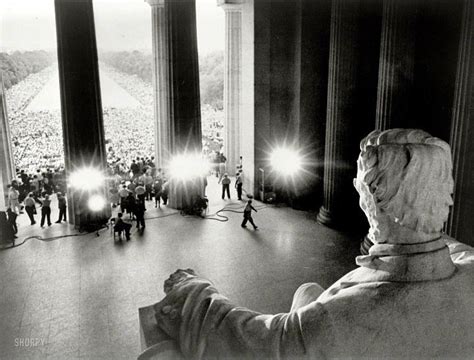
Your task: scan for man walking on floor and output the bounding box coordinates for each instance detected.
[241,198,258,230]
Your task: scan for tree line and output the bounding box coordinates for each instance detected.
[100,50,224,110]
[0,51,54,89]
[0,49,224,111]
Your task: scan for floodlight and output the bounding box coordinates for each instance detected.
[270,148,302,176]
[88,194,106,212]
[169,153,209,180]
[69,167,104,191]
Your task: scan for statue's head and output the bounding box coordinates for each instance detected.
[354,129,454,243]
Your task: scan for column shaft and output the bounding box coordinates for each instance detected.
[375,0,417,130]
[0,75,15,210]
[147,0,171,168]
[317,0,362,228]
[447,0,474,243]
[166,0,203,209]
[55,0,109,226]
[166,0,202,154]
[222,5,242,175]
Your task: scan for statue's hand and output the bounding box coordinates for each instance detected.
[163,268,197,294]
[155,269,198,340]
[154,294,184,340]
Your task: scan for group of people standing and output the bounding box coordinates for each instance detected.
[109,163,170,241]
[219,173,243,201]
[7,188,68,230]
[4,167,69,241]
[2,153,259,243]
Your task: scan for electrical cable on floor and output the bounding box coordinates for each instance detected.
[0,224,109,251]
[188,203,271,222]
[143,211,180,220]
[2,198,272,249]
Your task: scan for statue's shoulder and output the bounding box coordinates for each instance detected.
[442,235,474,263]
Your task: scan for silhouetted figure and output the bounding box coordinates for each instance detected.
[241,199,258,229]
[56,192,67,223]
[40,194,52,227]
[135,200,146,230]
[131,159,140,179]
[114,212,131,241]
[153,178,163,208]
[0,211,16,244]
[126,193,136,219]
[119,184,130,213]
[24,192,37,225]
[135,183,146,203]
[221,174,231,200]
[161,180,169,205]
[7,207,18,235]
[235,173,243,200]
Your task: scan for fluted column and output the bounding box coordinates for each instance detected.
[375,0,417,130]
[0,74,15,210]
[166,0,202,154]
[219,0,243,176]
[317,0,363,229]
[55,0,109,226]
[146,0,171,169]
[447,0,474,243]
[166,0,203,209]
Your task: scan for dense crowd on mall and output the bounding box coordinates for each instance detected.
[2,62,228,241]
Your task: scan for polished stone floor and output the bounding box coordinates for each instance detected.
[0,176,360,359]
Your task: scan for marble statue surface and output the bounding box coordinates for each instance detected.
[139,129,474,359]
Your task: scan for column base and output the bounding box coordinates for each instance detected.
[360,233,373,255]
[316,206,337,228]
[168,178,204,210]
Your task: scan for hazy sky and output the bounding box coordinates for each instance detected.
[0,0,224,54]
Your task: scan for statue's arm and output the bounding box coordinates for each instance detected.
[154,272,322,359]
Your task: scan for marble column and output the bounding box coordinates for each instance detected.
[166,0,203,209]
[375,0,417,130]
[55,0,109,227]
[317,0,363,229]
[146,0,171,169]
[219,0,243,176]
[447,0,474,243]
[0,74,15,210]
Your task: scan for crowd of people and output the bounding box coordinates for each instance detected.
[109,157,170,241]
[2,149,253,243]
[5,63,226,176]
[3,167,67,241]
[2,156,166,242]
[5,64,159,174]
[2,62,233,242]
[6,66,64,173]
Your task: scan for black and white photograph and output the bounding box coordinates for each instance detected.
[0,0,473,358]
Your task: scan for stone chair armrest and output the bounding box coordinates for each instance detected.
[137,340,184,360]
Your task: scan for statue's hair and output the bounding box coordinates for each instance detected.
[358,129,453,233]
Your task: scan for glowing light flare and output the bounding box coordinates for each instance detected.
[169,154,210,180]
[270,147,302,176]
[88,194,106,212]
[69,168,105,191]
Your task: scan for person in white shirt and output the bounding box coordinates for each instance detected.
[23,193,37,225]
[7,185,21,214]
